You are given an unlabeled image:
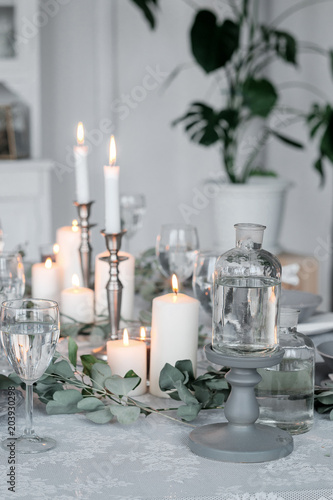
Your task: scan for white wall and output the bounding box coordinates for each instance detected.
[40,0,333,308]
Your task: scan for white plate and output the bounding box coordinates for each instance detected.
[298,312,333,335]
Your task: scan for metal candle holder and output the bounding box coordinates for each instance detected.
[74,201,96,288]
[189,344,293,463]
[99,229,128,340]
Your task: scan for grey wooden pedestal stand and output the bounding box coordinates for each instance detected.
[189,344,293,463]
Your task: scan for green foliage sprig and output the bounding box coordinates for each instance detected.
[315,387,333,419]
[0,339,228,426]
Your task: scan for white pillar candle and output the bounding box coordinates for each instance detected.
[104,135,121,234]
[31,258,62,305]
[56,220,83,289]
[60,274,94,324]
[74,122,89,204]
[149,275,200,398]
[107,329,147,396]
[94,250,135,321]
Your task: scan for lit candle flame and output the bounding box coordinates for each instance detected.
[72,274,80,288]
[53,243,59,255]
[123,328,129,347]
[45,258,52,269]
[77,122,84,145]
[109,135,116,166]
[172,274,178,295]
[72,219,79,233]
[140,326,146,340]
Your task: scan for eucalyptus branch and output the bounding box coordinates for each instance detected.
[269,0,333,28]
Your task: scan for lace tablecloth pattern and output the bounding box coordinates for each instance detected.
[0,392,333,500]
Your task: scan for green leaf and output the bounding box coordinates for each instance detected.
[80,354,106,377]
[208,391,226,407]
[273,30,297,65]
[242,78,278,117]
[316,393,333,404]
[91,363,112,390]
[175,360,195,381]
[0,374,20,389]
[46,359,76,380]
[269,129,303,149]
[205,378,229,391]
[105,375,141,396]
[193,385,211,406]
[329,49,333,78]
[46,389,83,415]
[124,370,141,391]
[159,363,185,391]
[174,380,199,405]
[85,408,114,424]
[109,405,141,425]
[68,337,78,368]
[320,112,333,163]
[172,103,226,146]
[129,0,158,29]
[314,157,324,184]
[177,403,202,422]
[191,10,239,73]
[77,397,105,412]
[248,168,277,177]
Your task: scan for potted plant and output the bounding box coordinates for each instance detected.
[130,0,333,251]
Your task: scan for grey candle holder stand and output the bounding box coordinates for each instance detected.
[189,344,293,463]
[74,201,96,289]
[93,230,128,360]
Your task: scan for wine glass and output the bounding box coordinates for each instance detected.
[0,299,60,454]
[156,224,199,283]
[120,193,146,252]
[0,253,25,373]
[0,252,25,302]
[192,250,219,315]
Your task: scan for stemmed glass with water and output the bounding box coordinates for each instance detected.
[0,252,25,373]
[156,224,199,284]
[1,299,60,454]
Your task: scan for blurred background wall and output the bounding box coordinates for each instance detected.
[39,0,333,308]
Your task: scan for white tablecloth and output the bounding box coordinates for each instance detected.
[0,391,333,500]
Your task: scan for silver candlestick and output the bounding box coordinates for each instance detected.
[93,229,128,360]
[100,229,128,340]
[74,201,96,288]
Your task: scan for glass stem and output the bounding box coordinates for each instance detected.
[24,383,35,437]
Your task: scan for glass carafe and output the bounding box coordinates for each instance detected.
[212,223,281,356]
[256,307,315,434]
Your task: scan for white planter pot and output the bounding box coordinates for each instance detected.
[211,178,291,254]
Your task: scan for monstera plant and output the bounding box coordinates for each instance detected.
[130,0,333,184]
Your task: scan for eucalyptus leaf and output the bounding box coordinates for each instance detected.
[77,397,105,412]
[159,363,185,391]
[81,354,106,377]
[105,375,141,396]
[109,404,141,424]
[46,389,83,415]
[129,0,158,30]
[269,129,303,149]
[177,403,202,422]
[46,359,76,380]
[205,378,229,391]
[85,408,114,424]
[68,337,78,368]
[174,380,199,405]
[0,374,20,389]
[91,363,112,390]
[175,360,195,381]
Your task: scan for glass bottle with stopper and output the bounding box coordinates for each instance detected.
[213,223,281,356]
[256,307,315,434]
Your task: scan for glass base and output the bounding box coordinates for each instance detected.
[212,343,279,357]
[2,435,56,454]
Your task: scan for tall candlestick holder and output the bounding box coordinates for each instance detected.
[189,344,293,463]
[93,229,128,360]
[74,201,96,288]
